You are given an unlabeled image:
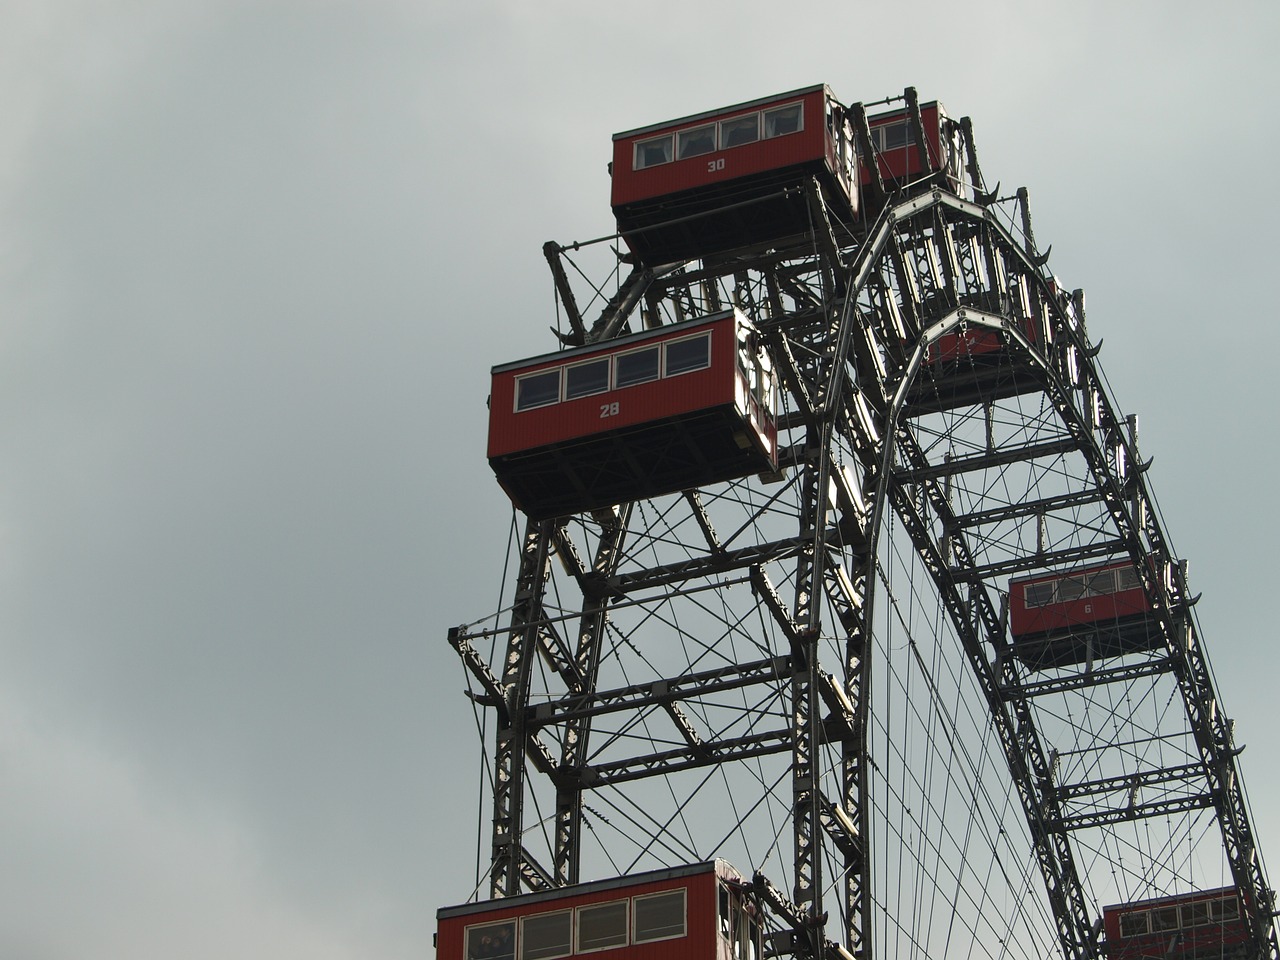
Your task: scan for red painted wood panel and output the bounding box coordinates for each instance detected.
[488,315,739,460]
[437,864,727,960]
[1102,887,1248,960]
[1009,562,1150,639]
[863,103,944,185]
[610,88,830,207]
[927,314,1042,364]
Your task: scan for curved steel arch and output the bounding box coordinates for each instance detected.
[847,188,1277,959]
[449,154,1277,960]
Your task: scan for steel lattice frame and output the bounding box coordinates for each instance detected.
[450,111,1277,960]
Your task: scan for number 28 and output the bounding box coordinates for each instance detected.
[600,401,620,418]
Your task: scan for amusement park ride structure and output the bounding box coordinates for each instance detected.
[442,85,1278,960]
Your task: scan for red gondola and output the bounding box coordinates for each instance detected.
[863,99,963,198]
[906,293,1051,414]
[610,85,858,265]
[924,280,1044,366]
[488,309,777,520]
[1102,888,1250,959]
[436,861,763,960]
[922,277,1071,369]
[1008,560,1162,669]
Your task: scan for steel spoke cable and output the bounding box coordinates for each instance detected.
[868,534,1058,955]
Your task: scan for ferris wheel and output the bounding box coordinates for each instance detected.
[442,85,1277,960]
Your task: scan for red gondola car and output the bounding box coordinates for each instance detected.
[924,277,1071,367]
[611,85,858,265]
[1008,561,1162,669]
[925,284,1042,365]
[1102,888,1250,959]
[905,280,1051,413]
[436,861,763,960]
[488,309,777,520]
[863,100,963,197]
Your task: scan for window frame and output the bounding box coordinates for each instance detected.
[1150,905,1180,933]
[576,900,630,955]
[1081,569,1115,598]
[614,344,661,390]
[1181,900,1212,928]
[677,124,718,160]
[564,357,612,401]
[1210,896,1240,922]
[521,910,573,960]
[1056,575,1087,603]
[1023,581,1055,609]
[1115,565,1142,593]
[719,113,760,149]
[663,331,712,378]
[514,368,563,412]
[466,920,518,960]
[1118,911,1150,938]
[734,902,759,960]
[881,121,910,150]
[632,888,687,946]
[634,134,674,170]
[762,101,804,139]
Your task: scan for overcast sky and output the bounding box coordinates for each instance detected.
[2,1,1278,957]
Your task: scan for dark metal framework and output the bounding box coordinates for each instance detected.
[449,91,1277,960]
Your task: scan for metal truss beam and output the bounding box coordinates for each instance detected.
[891,435,1076,484]
[959,537,1129,582]
[1055,761,1206,803]
[999,655,1175,700]
[608,536,806,594]
[489,518,555,898]
[527,654,792,728]
[553,506,631,884]
[951,487,1108,530]
[1055,795,1215,833]
[579,727,794,787]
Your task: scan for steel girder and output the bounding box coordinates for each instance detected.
[456,221,879,959]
